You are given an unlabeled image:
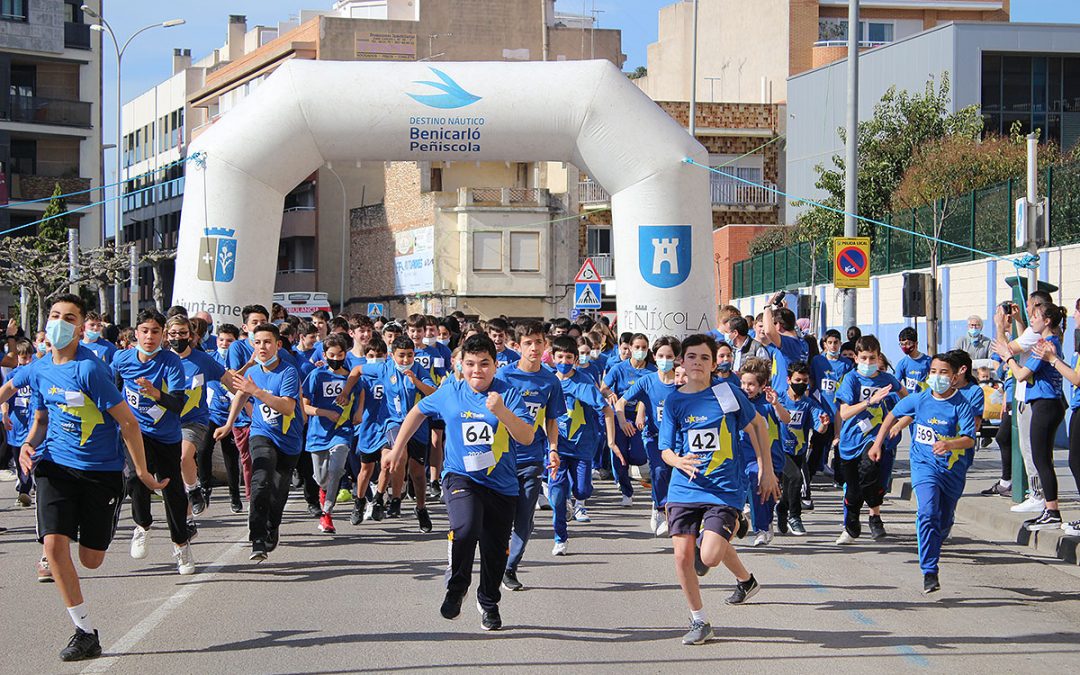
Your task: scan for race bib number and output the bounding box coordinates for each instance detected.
[463,450,496,472]
[124,388,140,409]
[524,401,541,421]
[905,377,919,392]
[463,421,494,446]
[322,380,344,399]
[859,385,881,402]
[434,358,445,368]
[790,410,805,427]
[688,428,720,454]
[372,384,384,401]
[820,379,837,394]
[914,424,936,445]
[656,401,664,424]
[260,403,282,422]
[191,373,205,388]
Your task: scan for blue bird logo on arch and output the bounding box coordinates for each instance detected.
[198,227,237,283]
[638,225,691,288]
[407,67,482,109]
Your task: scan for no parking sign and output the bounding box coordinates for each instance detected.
[833,237,870,289]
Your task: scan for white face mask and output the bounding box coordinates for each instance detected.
[422,337,436,346]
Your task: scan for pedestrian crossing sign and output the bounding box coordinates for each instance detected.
[574,282,602,309]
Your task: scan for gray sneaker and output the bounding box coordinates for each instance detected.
[681,619,714,645]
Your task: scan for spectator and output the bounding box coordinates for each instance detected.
[726,315,768,372]
[954,314,991,360]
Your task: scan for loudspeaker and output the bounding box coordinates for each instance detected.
[902,273,927,318]
[797,294,812,319]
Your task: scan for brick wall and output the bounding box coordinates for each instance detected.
[713,225,773,304]
[789,0,819,77]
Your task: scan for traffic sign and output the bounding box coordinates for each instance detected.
[574,282,602,309]
[569,308,581,320]
[367,302,385,317]
[575,258,602,283]
[833,237,870,289]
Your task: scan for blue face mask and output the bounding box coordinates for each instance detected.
[632,350,648,362]
[857,363,879,378]
[85,329,101,341]
[437,338,450,346]
[217,347,228,358]
[656,357,674,373]
[717,361,732,373]
[135,344,162,358]
[967,328,981,338]
[578,355,590,366]
[454,361,462,374]
[368,357,386,364]
[826,349,840,358]
[927,373,952,395]
[46,319,76,350]
[395,361,411,373]
[555,362,574,374]
[35,342,47,356]
[254,353,278,367]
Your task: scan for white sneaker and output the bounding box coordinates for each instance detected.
[574,503,591,523]
[363,500,374,521]
[620,494,633,507]
[1061,520,1080,537]
[0,469,16,482]
[753,527,773,547]
[649,508,661,532]
[835,529,858,545]
[743,503,751,515]
[655,519,669,537]
[130,525,150,559]
[552,541,568,556]
[1010,496,1046,513]
[174,543,195,575]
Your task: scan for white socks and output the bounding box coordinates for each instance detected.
[67,603,93,633]
[690,608,707,624]
[185,481,200,493]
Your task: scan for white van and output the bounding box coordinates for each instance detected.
[273,292,332,319]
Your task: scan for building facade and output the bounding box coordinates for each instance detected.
[0,0,102,318]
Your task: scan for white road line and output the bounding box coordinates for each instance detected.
[80,535,248,674]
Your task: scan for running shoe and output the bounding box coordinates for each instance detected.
[649,507,661,532]
[351,498,366,526]
[693,543,709,577]
[186,518,199,541]
[835,529,858,545]
[478,601,502,631]
[1025,509,1063,531]
[656,519,669,536]
[923,572,940,594]
[416,507,433,533]
[266,528,280,553]
[552,541,568,556]
[387,497,402,518]
[318,512,336,534]
[869,515,887,540]
[725,574,760,605]
[801,498,815,511]
[440,591,464,619]
[336,488,353,505]
[1061,520,1080,537]
[787,516,807,536]
[17,492,31,507]
[573,503,591,523]
[1010,495,1046,513]
[753,527,773,547]
[188,487,206,516]
[130,525,150,559]
[776,514,789,535]
[980,481,1012,497]
[174,543,196,575]
[230,498,243,514]
[37,555,53,583]
[249,540,268,562]
[502,569,524,591]
[681,619,714,645]
[620,494,633,507]
[59,628,101,662]
[430,479,442,501]
[307,503,323,518]
[370,500,385,521]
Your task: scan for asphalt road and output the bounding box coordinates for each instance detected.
[1,455,1079,674]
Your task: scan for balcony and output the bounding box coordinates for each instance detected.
[582,254,614,279]
[281,206,316,238]
[578,179,610,207]
[457,187,551,208]
[9,174,91,204]
[3,95,92,128]
[64,22,92,50]
[711,178,777,210]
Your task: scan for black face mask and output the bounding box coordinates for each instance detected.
[790,382,808,397]
[168,338,189,352]
[326,358,345,371]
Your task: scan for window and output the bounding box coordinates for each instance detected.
[509,232,540,272]
[866,22,893,43]
[9,64,34,98]
[587,227,612,257]
[472,232,502,271]
[10,139,36,175]
[1,0,28,22]
[817,18,892,44]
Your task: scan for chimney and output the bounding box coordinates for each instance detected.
[172,48,191,75]
[227,14,247,61]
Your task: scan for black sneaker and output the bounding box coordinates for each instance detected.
[416,507,433,533]
[693,542,710,577]
[351,499,366,526]
[801,498,814,511]
[307,503,323,518]
[230,498,243,514]
[249,540,268,562]
[923,572,940,594]
[980,481,1012,497]
[202,487,212,510]
[188,487,206,516]
[478,601,502,631]
[725,574,760,605]
[186,518,199,542]
[788,516,807,536]
[776,514,789,535]
[440,592,464,619]
[1026,508,1063,531]
[429,479,442,501]
[371,500,385,521]
[266,527,279,553]
[59,627,101,662]
[502,569,524,591]
[387,497,402,518]
[868,515,887,540]
[735,511,750,539]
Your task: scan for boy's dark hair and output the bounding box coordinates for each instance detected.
[324,334,350,353]
[166,305,188,319]
[652,335,682,357]
[391,335,416,353]
[854,335,881,354]
[846,326,862,342]
[85,310,103,323]
[551,335,578,356]
[14,338,34,357]
[823,329,842,343]
[311,310,331,322]
[550,317,572,331]
[681,333,718,361]
[787,360,810,378]
[462,334,497,360]
[405,313,428,329]
[52,293,86,318]
[487,317,510,334]
[898,326,918,343]
[242,304,270,323]
[298,320,318,336]
[618,331,633,345]
[728,316,750,337]
[515,320,546,342]
[946,349,978,385]
[330,316,349,332]
[579,316,595,332]
[773,307,796,332]
[217,323,240,338]
[440,316,460,335]
[252,323,281,340]
[365,336,388,356]
[135,308,166,329]
[348,314,374,330]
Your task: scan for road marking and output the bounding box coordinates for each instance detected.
[775,557,798,570]
[80,535,248,674]
[893,645,931,667]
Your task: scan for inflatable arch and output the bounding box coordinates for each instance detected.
[174,59,714,338]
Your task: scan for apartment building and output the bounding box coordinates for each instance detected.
[635,0,1009,104]
[0,0,102,316]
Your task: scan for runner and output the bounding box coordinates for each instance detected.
[79,312,117,364]
[225,304,271,501]
[600,332,656,506]
[204,323,244,513]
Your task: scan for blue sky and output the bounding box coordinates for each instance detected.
[98,0,1080,230]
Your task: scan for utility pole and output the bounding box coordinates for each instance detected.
[1026,132,1038,301]
[842,0,860,330]
[540,0,549,61]
[689,0,699,136]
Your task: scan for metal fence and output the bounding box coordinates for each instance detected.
[732,161,1080,298]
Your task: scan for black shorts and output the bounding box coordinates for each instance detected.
[35,459,125,552]
[666,502,740,540]
[430,419,446,431]
[358,448,383,464]
[407,439,430,463]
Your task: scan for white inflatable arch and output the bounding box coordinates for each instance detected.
[175,59,714,338]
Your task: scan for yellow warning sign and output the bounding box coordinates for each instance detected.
[833,237,870,289]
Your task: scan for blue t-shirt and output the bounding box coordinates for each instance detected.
[741,393,785,470]
[897,353,932,394]
[414,344,450,385]
[201,331,217,352]
[226,338,256,427]
[836,370,903,460]
[5,363,37,445]
[604,359,658,413]
[206,350,234,426]
[81,338,117,364]
[370,360,435,443]
[1024,335,1063,401]
[810,354,853,414]
[659,382,756,509]
[1069,353,1080,410]
[178,349,226,427]
[890,389,976,483]
[111,348,186,443]
[345,351,367,371]
[495,347,520,369]
[778,392,828,457]
[495,363,566,465]
[247,357,303,455]
[622,372,678,440]
[556,370,609,459]
[302,367,357,452]
[766,334,809,392]
[417,378,529,496]
[576,360,602,385]
[353,371,384,455]
[11,346,124,472]
[958,381,986,419]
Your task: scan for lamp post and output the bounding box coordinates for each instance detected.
[325,162,364,315]
[82,4,184,326]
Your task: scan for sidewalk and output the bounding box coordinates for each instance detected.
[889,441,1079,565]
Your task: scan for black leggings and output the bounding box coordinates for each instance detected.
[1029,398,1065,503]
[997,408,1012,482]
[1069,409,1080,498]
[197,428,241,502]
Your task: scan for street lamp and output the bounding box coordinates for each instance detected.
[324,162,363,314]
[82,4,184,326]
